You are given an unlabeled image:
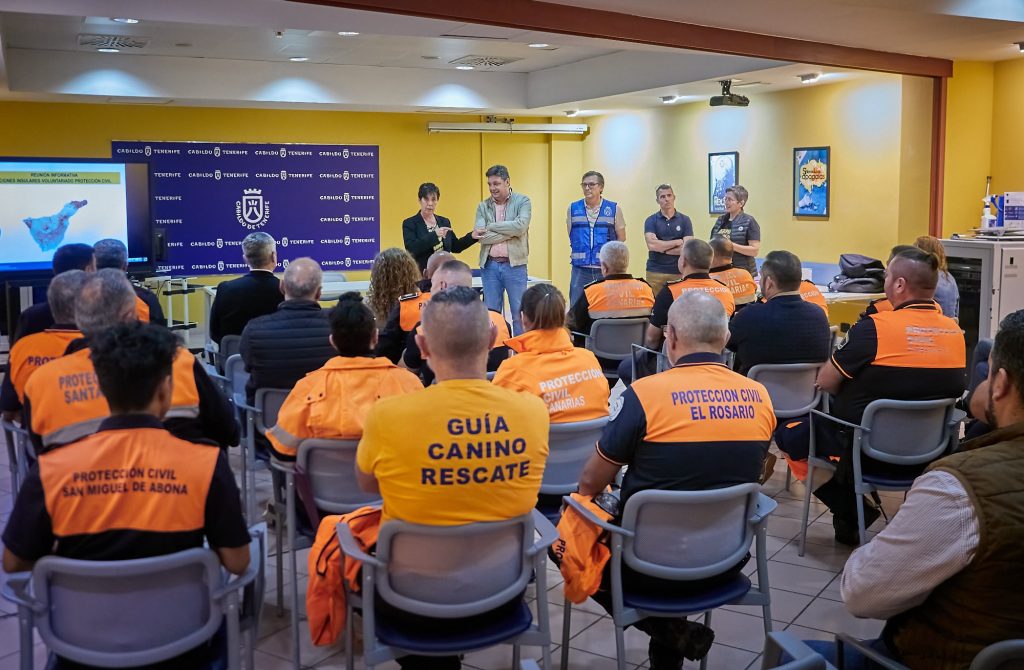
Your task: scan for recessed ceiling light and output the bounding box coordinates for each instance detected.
[528,43,549,48]
[660,95,679,104]
[97,48,120,53]
[1017,41,1024,52]
[421,55,440,60]
[290,56,309,62]
[564,110,578,117]
[111,18,139,24]
[337,31,360,37]
[799,73,821,84]
[455,65,474,71]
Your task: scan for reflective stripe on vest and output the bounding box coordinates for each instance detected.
[584,278,655,319]
[711,268,757,305]
[569,199,616,267]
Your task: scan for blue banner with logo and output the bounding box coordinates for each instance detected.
[111,141,380,275]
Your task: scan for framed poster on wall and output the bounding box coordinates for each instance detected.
[793,146,830,218]
[708,151,738,214]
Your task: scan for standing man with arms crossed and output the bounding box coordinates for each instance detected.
[356,286,550,670]
[567,171,626,305]
[472,165,532,335]
[644,184,693,298]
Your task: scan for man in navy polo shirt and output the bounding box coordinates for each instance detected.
[643,184,693,297]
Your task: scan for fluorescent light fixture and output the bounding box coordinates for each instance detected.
[97,48,120,53]
[455,65,474,71]
[337,31,360,36]
[564,110,579,117]
[111,18,139,24]
[1017,41,1024,52]
[528,43,549,48]
[799,73,821,84]
[289,56,309,62]
[660,95,679,104]
[428,122,588,135]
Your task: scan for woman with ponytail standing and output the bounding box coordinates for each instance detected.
[492,284,610,423]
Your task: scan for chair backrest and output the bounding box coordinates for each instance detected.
[225,354,249,407]
[747,363,823,419]
[220,334,243,361]
[765,655,827,670]
[321,271,348,283]
[373,513,534,619]
[541,417,609,495]
[968,338,993,394]
[296,439,382,515]
[859,398,955,465]
[254,387,290,434]
[620,484,760,581]
[32,548,224,668]
[588,317,648,360]
[970,639,1024,670]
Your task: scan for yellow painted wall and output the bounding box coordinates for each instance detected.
[942,61,995,237]
[990,58,1024,197]
[581,74,932,272]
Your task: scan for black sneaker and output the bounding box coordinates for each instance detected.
[832,498,882,546]
[643,618,716,661]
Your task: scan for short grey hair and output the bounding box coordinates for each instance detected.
[93,239,128,270]
[76,269,138,336]
[282,257,322,300]
[582,170,604,187]
[656,184,674,197]
[599,241,629,274]
[48,270,89,325]
[242,232,276,268]
[485,164,510,181]
[726,184,749,205]
[667,291,728,348]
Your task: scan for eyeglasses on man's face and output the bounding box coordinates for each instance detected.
[581,181,600,189]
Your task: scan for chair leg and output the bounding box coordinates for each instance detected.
[614,623,627,670]
[18,606,33,670]
[541,637,552,670]
[700,611,712,670]
[856,492,867,547]
[276,509,284,615]
[560,598,572,669]
[512,643,521,669]
[287,473,301,670]
[345,603,355,670]
[785,468,792,491]
[246,629,257,670]
[798,464,815,557]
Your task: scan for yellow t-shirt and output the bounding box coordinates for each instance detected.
[356,378,550,525]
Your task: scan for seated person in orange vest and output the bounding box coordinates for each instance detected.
[239,257,336,404]
[494,283,609,422]
[776,248,966,545]
[94,238,165,324]
[402,259,512,386]
[1,270,87,421]
[709,236,757,309]
[617,239,735,384]
[727,250,831,375]
[11,242,95,344]
[577,291,776,668]
[566,240,655,348]
[801,309,1024,668]
[23,269,238,452]
[3,322,251,670]
[375,250,451,363]
[266,292,422,461]
[356,286,550,670]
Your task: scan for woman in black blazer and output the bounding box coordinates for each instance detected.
[402,182,476,272]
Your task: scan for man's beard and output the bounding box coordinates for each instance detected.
[985,382,999,429]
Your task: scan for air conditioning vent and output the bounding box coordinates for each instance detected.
[449,55,522,68]
[731,81,766,88]
[78,34,150,50]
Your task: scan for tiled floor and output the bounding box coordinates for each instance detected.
[0,353,891,669]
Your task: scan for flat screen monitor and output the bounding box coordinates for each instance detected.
[0,158,152,275]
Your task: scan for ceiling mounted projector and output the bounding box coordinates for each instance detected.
[710,80,749,107]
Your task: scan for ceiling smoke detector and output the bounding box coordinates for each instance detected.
[79,33,150,50]
[449,55,523,68]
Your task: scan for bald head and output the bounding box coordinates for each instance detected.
[48,270,89,325]
[76,269,138,337]
[886,248,939,304]
[420,286,491,369]
[430,259,473,293]
[424,250,453,280]
[679,238,713,275]
[282,257,322,301]
[667,291,729,356]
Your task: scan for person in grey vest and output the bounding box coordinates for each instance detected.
[566,170,626,305]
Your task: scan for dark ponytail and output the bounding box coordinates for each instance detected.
[521,283,566,331]
[330,292,376,356]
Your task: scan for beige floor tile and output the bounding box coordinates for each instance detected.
[257,618,341,667]
[792,599,884,639]
[765,515,806,541]
[819,574,844,603]
[722,588,814,624]
[560,647,640,669]
[783,623,834,643]
[683,642,759,670]
[772,539,853,572]
[752,561,838,597]
[567,617,649,665]
[700,608,779,653]
[534,599,606,645]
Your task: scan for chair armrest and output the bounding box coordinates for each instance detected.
[750,493,778,525]
[949,409,967,426]
[0,572,37,611]
[213,538,262,599]
[810,409,868,433]
[764,632,832,667]
[234,400,260,416]
[835,633,908,670]
[569,331,590,342]
[630,343,661,357]
[269,459,295,475]
[562,496,632,537]
[335,521,383,568]
[527,509,560,557]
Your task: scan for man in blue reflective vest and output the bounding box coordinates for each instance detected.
[567,171,627,305]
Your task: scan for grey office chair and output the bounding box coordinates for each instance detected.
[337,510,558,670]
[561,484,777,670]
[1,417,31,496]
[761,632,835,669]
[2,527,263,670]
[836,634,1024,669]
[574,317,649,378]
